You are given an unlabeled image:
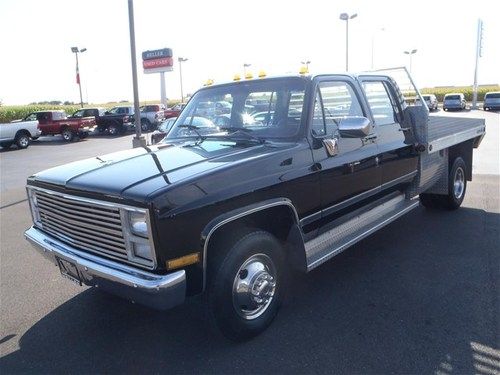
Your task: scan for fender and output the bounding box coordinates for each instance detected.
[200,198,303,290]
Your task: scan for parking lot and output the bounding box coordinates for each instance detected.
[0,110,498,373]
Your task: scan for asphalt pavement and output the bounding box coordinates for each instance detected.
[0,110,498,374]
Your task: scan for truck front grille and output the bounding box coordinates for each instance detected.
[33,189,130,262]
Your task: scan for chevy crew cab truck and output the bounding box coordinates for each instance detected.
[24,68,485,341]
[0,119,40,149]
[23,110,95,141]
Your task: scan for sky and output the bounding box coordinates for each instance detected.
[0,0,499,105]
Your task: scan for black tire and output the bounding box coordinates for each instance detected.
[207,230,286,341]
[140,119,150,132]
[61,128,74,142]
[15,132,30,149]
[108,124,119,136]
[420,157,467,210]
[0,141,13,149]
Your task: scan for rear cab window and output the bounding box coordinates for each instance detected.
[362,81,400,126]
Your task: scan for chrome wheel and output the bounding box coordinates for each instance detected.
[18,136,29,147]
[62,130,72,141]
[453,166,465,199]
[232,253,277,320]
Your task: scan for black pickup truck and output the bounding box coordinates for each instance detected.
[25,69,485,341]
[70,107,133,135]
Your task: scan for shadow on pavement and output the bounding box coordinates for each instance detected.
[1,206,498,374]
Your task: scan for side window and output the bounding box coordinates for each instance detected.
[320,81,363,135]
[363,81,398,125]
[311,91,326,136]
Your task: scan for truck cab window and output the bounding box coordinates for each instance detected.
[363,81,398,125]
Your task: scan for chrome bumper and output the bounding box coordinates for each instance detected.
[24,226,186,310]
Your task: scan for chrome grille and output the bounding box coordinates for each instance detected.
[33,189,129,262]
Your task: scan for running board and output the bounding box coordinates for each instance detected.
[305,194,420,271]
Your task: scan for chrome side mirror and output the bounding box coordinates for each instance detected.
[338,116,371,138]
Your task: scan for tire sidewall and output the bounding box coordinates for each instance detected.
[16,134,30,148]
[62,129,73,141]
[448,157,467,209]
[208,231,286,341]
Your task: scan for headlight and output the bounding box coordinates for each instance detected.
[123,209,155,265]
[129,211,148,238]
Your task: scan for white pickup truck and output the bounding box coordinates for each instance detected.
[0,119,41,149]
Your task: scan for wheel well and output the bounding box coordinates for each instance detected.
[449,140,473,180]
[205,204,306,288]
[15,129,30,139]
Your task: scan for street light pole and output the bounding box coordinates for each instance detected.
[71,46,87,108]
[127,0,145,148]
[404,49,418,74]
[178,57,188,103]
[339,13,358,71]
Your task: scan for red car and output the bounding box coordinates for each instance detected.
[23,110,95,141]
[164,103,186,119]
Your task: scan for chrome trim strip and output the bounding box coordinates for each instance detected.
[27,185,157,270]
[380,171,417,190]
[299,172,417,226]
[202,199,300,290]
[25,226,185,311]
[306,199,420,271]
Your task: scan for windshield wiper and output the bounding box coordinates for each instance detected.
[220,127,265,144]
[177,124,206,143]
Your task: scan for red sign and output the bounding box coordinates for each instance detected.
[143,57,173,69]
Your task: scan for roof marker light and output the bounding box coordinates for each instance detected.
[258,70,267,78]
[233,74,241,81]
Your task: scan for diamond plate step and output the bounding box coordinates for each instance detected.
[305,194,419,271]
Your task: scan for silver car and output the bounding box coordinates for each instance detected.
[420,94,439,111]
[443,93,467,111]
[483,92,500,111]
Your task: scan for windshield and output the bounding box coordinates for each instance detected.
[486,93,500,99]
[72,109,85,117]
[445,95,460,100]
[422,95,431,100]
[166,78,306,141]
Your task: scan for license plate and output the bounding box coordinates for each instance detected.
[56,257,82,286]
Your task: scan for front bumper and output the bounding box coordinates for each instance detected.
[25,226,186,310]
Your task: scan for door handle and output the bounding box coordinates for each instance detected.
[399,127,411,132]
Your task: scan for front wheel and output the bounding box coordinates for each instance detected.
[140,119,150,132]
[108,124,119,136]
[207,230,286,341]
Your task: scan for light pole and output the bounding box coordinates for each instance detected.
[371,28,385,70]
[127,0,145,148]
[404,49,418,74]
[243,63,251,76]
[301,60,311,73]
[339,12,357,71]
[178,57,188,103]
[71,46,87,108]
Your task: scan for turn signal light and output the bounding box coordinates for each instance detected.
[166,252,201,270]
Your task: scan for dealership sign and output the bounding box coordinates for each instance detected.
[142,48,173,74]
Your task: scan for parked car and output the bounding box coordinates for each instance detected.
[164,103,186,119]
[71,107,133,135]
[24,69,486,341]
[0,119,40,149]
[483,91,500,111]
[23,111,94,141]
[443,93,467,111]
[419,94,439,111]
[138,104,165,131]
[150,117,177,144]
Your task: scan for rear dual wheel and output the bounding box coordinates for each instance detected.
[420,157,467,210]
[207,230,286,341]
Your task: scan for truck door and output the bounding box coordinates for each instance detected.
[359,78,418,188]
[309,78,381,220]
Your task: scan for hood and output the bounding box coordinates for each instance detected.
[28,139,286,203]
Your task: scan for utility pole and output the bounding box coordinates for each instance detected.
[127,0,145,148]
[472,19,484,109]
[178,57,188,103]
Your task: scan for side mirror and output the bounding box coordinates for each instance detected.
[338,116,371,138]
